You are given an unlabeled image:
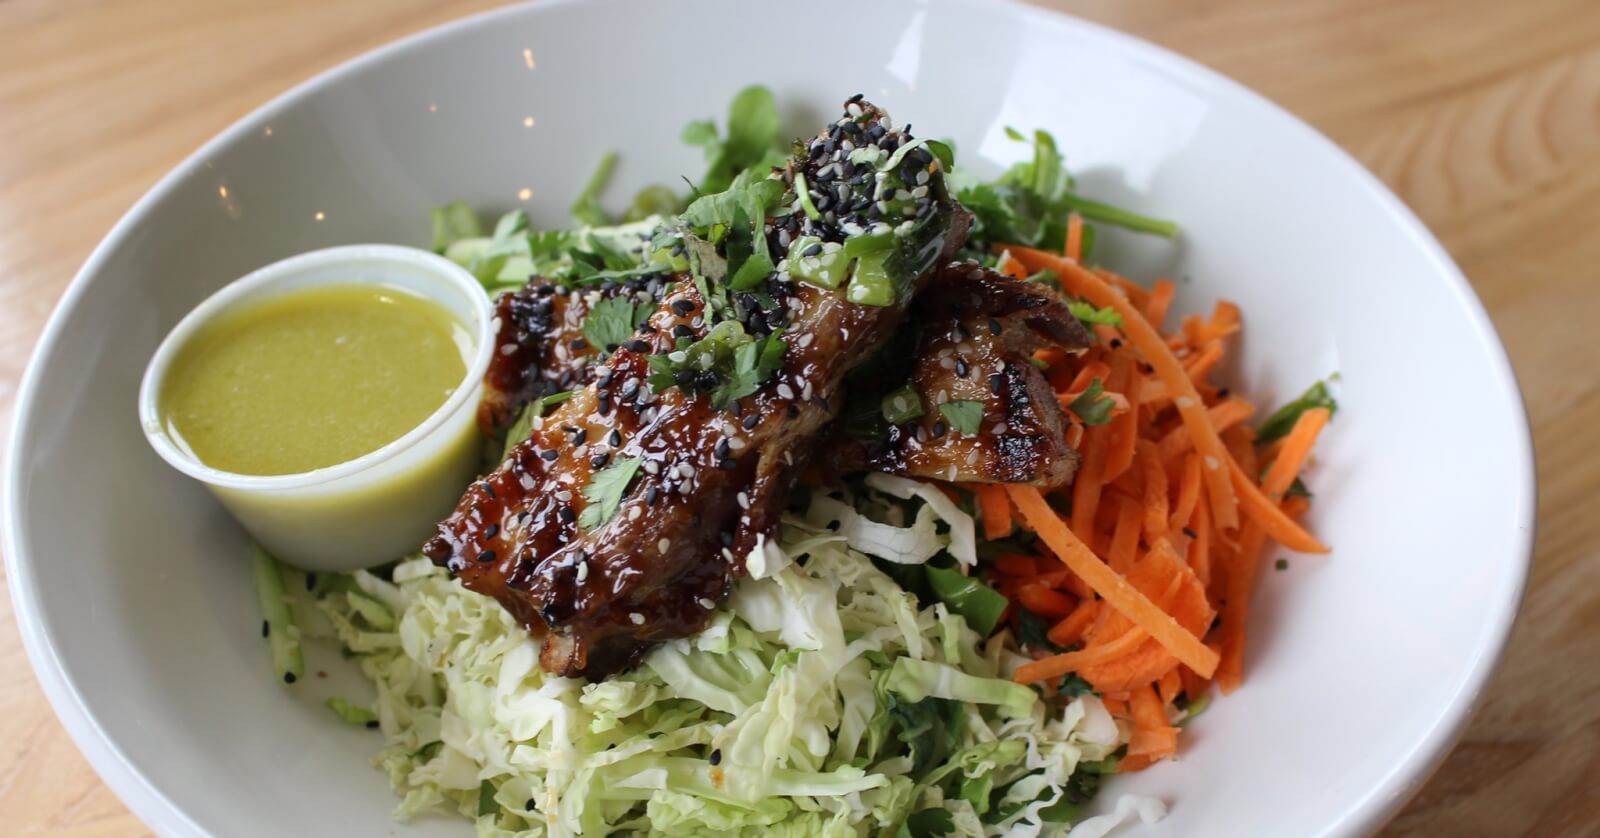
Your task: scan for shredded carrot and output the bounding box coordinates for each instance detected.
[1008,247,1241,530]
[1006,486,1219,679]
[1107,496,1144,574]
[1157,667,1183,706]
[1189,490,1213,587]
[994,553,1041,577]
[1145,279,1176,327]
[972,483,1013,541]
[1102,352,1142,483]
[1065,213,1084,261]
[1135,440,1170,541]
[1227,457,1328,554]
[1157,399,1256,463]
[1070,424,1111,544]
[1168,453,1202,535]
[1017,584,1076,619]
[1217,408,1330,692]
[996,249,1029,280]
[1047,599,1100,648]
[1015,622,1151,683]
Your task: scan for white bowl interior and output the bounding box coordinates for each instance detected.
[6,0,1532,836]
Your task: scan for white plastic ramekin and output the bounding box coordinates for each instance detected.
[138,244,494,571]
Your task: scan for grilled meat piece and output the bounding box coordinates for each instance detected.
[837,262,1093,487]
[478,276,672,435]
[424,99,970,677]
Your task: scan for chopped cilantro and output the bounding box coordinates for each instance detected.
[1013,608,1062,653]
[582,296,653,353]
[1068,378,1116,426]
[477,779,498,817]
[898,807,954,837]
[1058,673,1094,697]
[645,322,786,409]
[937,400,985,435]
[1276,558,1289,571]
[682,85,784,196]
[1068,300,1123,329]
[578,456,643,530]
[1256,379,1338,444]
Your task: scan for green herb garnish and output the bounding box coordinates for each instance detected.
[1255,379,1338,444]
[1068,300,1123,329]
[937,400,985,436]
[1068,378,1116,426]
[579,456,643,530]
[582,296,654,353]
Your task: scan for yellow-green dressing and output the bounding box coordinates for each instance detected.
[160,285,468,476]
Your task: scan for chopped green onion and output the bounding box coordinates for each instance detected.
[325,697,379,727]
[252,545,304,686]
[787,236,848,289]
[845,251,894,306]
[346,591,396,631]
[842,231,895,258]
[793,172,822,221]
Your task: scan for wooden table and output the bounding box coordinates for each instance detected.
[1,0,1595,834]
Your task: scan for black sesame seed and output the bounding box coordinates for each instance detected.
[590,451,611,469]
[1218,388,1231,399]
[559,507,576,524]
[826,520,841,532]
[989,373,1005,394]
[283,672,297,685]
[671,299,695,315]
[1182,527,1198,539]
[304,572,317,592]
[477,549,496,563]
[720,530,734,546]
[802,243,823,258]
[624,339,651,353]
[786,403,800,418]
[645,486,660,506]
[597,394,612,416]
[742,414,760,430]
[710,748,723,765]
[261,620,270,638]
[484,523,500,539]
[540,449,559,461]
[716,458,738,470]
[988,318,1002,335]
[715,438,730,459]
[1109,338,1123,349]
[931,421,947,438]
[673,324,695,338]
[608,429,622,447]
[621,379,640,399]
[526,798,537,811]
[365,720,379,729]
[571,338,588,351]
[955,359,969,378]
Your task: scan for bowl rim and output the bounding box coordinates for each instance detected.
[2,0,1536,835]
[135,243,496,492]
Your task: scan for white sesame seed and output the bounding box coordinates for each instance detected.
[500,344,518,356]
[910,185,929,199]
[627,506,642,521]
[658,538,671,552]
[519,474,536,490]
[783,451,793,465]
[915,169,930,186]
[642,460,659,475]
[676,463,695,478]
[729,437,747,452]
[1204,455,1221,470]
[939,358,955,370]
[1176,396,1197,409]
[966,450,979,465]
[721,547,735,561]
[777,383,795,400]
[629,612,645,625]
[668,350,687,363]
[846,102,863,118]
[801,381,814,400]
[575,561,589,582]
[737,492,750,509]
[698,597,716,610]
[556,490,573,501]
[798,334,815,348]
[991,423,1009,435]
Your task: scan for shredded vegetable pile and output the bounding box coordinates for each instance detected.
[254,86,1336,837]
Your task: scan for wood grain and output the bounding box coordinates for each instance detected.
[1,0,1596,835]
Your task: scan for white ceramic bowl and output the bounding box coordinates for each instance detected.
[137,244,496,572]
[5,0,1533,836]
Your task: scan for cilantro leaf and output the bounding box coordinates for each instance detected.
[1059,673,1094,697]
[582,296,652,353]
[570,151,618,227]
[1068,300,1123,329]
[1068,378,1116,426]
[685,85,783,196]
[623,184,680,223]
[1255,379,1338,444]
[938,400,985,436]
[579,456,642,530]
[501,390,572,460]
[925,566,1006,635]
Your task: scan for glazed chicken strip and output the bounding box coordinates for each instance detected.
[838,262,1093,487]
[424,99,970,676]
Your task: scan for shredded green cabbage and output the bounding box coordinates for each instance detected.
[311,511,1140,836]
